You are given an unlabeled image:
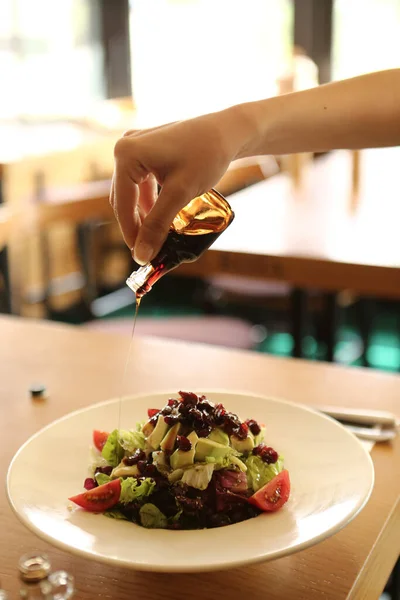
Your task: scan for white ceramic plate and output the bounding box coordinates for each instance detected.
[7,391,374,573]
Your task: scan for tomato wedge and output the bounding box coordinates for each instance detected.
[93,430,109,452]
[69,479,121,512]
[249,470,290,512]
[147,408,160,418]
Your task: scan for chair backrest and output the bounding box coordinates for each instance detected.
[2,136,117,315]
[0,206,13,251]
[3,136,116,209]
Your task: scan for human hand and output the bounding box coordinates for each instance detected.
[110,108,249,264]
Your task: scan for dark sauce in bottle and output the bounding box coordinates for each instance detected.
[126,189,234,298]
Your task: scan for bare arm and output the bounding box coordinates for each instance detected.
[234,69,400,157]
[112,69,400,264]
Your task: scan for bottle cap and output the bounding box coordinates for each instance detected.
[29,384,47,400]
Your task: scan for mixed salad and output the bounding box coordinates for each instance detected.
[69,391,290,529]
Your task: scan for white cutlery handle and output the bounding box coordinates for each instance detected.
[344,424,397,443]
[317,406,398,428]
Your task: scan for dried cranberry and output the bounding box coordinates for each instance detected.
[260,446,278,464]
[197,426,212,438]
[189,408,202,422]
[213,403,226,425]
[198,399,214,413]
[94,466,113,476]
[148,408,160,418]
[253,444,278,464]
[143,463,158,476]
[246,419,261,436]
[252,443,263,456]
[235,422,249,440]
[137,460,147,474]
[123,449,146,466]
[161,405,172,416]
[223,413,241,436]
[164,414,179,426]
[149,414,159,427]
[168,398,179,408]
[177,435,192,452]
[179,391,199,406]
[84,478,97,490]
[178,402,190,416]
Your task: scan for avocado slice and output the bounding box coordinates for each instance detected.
[160,422,181,452]
[187,431,199,446]
[208,428,229,446]
[169,431,198,471]
[147,415,169,450]
[142,420,155,437]
[111,463,139,478]
[230,433,254,454]
[195,438,232,462]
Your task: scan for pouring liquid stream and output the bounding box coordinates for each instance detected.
[117,295,141,434]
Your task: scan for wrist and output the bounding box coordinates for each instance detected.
[216,103,262,161]
[222,98,280,160]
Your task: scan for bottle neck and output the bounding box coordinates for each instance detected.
[126,263,155,296]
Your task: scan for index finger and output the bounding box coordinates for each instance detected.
[113,161,140,252]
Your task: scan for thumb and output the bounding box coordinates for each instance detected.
[133,176,193,265]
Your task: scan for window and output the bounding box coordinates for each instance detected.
[333,0,400,80]
[0,0,104,120]
[129,0,294,125]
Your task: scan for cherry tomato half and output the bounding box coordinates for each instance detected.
[93,430,109,452]
[249,470,290,512]
[69,479,121,512]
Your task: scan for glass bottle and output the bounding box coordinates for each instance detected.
[18,553,51,599]
[126,188,234,299]
[40,571,75,599]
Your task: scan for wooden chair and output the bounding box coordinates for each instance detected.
[0,206,14,313]
[1,138,117,316]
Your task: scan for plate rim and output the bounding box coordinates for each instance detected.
[6,388,375,573]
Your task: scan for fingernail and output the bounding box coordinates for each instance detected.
[134,242,154,265]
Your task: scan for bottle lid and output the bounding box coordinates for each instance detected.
[29,384,47,400]
[18,553,51,582]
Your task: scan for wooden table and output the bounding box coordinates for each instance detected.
[0,315,399,599]
[179,148,400,299]
[177,147,400,361]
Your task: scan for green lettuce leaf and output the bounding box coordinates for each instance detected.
[101,429,146,467]
[101,430,125,467]
[206,454,247,472]
[253,426,266,447]
[95,473,112,486]
[245,454,284,493]
[181,463,214,491]
[104,508,129,520]
[169,508,183,524]
[139,504,168,529]
[152,451,170,475]
[118,429,146,453]
[119,477,156,504]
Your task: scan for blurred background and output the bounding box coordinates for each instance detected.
[1,0,400,372]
